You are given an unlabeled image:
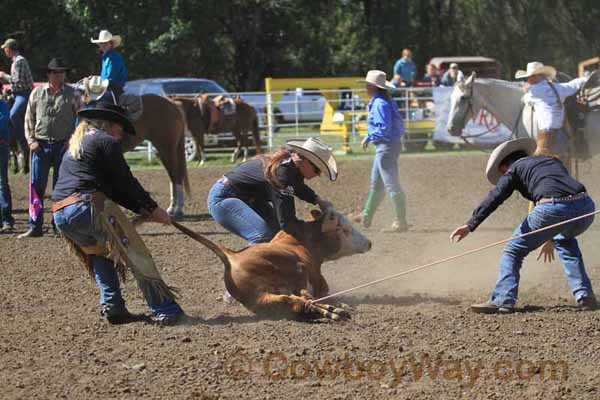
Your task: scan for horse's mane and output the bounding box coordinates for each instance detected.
[475,78,523,90]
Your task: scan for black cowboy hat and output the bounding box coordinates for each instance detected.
[77,103,136,135]
[46,57,71,72]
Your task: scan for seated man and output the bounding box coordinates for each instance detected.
[91,30,127,102]
[441,63,464,86]
[451,138,596,314]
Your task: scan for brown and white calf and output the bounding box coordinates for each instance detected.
[174,210,371,320]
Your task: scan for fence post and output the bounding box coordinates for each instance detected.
[265,78,274,150]
[147,141,152,163]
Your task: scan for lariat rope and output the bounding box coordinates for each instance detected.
[311,209,600,304]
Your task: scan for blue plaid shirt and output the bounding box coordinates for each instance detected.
[8,54,34,93]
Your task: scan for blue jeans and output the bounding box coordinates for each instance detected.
[9,92,30,152]
[371,141,403,196]
[29,141,67,231]
[0,142,14,226]
[54,201,183,316]
[490,196,595,307]
[207,179,278,245]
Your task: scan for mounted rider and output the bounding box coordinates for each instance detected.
[91,30,128,103]
[516,62,588,162]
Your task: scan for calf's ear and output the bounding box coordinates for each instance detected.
[310,209,323,220]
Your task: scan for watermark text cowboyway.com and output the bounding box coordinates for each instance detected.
[224,351,568,387]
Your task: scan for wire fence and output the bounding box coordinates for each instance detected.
[131,86,449,163]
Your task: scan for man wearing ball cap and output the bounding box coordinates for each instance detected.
[451,138,596,314]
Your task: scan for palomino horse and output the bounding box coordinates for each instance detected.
[172,96,261,164]
[119,94,190,219]
[446,73,600,170]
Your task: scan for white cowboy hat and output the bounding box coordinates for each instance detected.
[90,30,123,48]
[356,70,394,90]
[83,76,110,102]
[286,137,338,181]
[514,61,556,80]
[486,138,536,185]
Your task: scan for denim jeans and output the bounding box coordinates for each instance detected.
[207,179,278,245]
[29,141,67,231]
[0,142,14,226]
[54,201,183,316]
[490,196,595,307]
[371,140,404,197]
[9,92,30,152]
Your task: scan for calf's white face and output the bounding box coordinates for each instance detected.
[322,211,372,261]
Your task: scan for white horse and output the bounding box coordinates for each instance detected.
[446,73,535,140]
[447,72,600,165]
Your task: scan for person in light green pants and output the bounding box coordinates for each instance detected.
[353,70,408,232]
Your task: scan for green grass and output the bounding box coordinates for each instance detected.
[124,137,485,171]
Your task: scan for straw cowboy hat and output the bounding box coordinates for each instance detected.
[514,61,557,80]
[286,137,338,181]
[78,103,136,136]
[356,70,394,90]
[83,76,110,102]
[90,30,122,48]
[46,57,71,72]
[486,138,536,185]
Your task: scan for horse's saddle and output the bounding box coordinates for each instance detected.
[118,94,144,122]
[199,94,238,133]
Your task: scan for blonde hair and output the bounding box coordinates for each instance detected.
[68,119,112,159]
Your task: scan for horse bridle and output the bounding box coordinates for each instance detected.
[456,83,501,144]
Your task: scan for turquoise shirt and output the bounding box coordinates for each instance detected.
[393,58,417,83]
[101,49,128,89]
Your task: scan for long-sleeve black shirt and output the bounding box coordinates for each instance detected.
[467,156,586,231]
[52,129,157,214]
[224,157,318,232]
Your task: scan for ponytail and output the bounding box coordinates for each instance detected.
[261,148,294,189]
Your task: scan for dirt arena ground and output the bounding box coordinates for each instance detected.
[1,152,599,399]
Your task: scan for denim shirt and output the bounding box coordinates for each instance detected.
[366,94,404,143]
[101,49,128,89]
[0,100,9,141]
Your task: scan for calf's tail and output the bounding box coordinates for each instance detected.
[171,221,232,272]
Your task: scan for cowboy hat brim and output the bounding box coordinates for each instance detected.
[514,66,557,80]
[485,138,536,185]
[90,35,122,48]
[46,66,71,72]
[84,78,110,101]
[356,79,395,90]
[77,107,136,136]
[286,140,338,181]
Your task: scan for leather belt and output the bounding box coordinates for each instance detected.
[536,192,588,206]
[51,192,94,213]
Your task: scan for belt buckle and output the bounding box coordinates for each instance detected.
[81,193,92,202]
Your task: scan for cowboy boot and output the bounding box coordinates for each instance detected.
[352,190,384,228]
[382,191,408,233]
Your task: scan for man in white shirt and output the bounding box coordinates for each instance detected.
[516,61,588,161]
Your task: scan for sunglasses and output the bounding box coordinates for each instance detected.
[308,160,321,175]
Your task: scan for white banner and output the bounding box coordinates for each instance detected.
[433,87,513,144]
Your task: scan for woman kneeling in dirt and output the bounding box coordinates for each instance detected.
[207,137,337,246]
[451,138,597,314]
[51,103,186,325]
